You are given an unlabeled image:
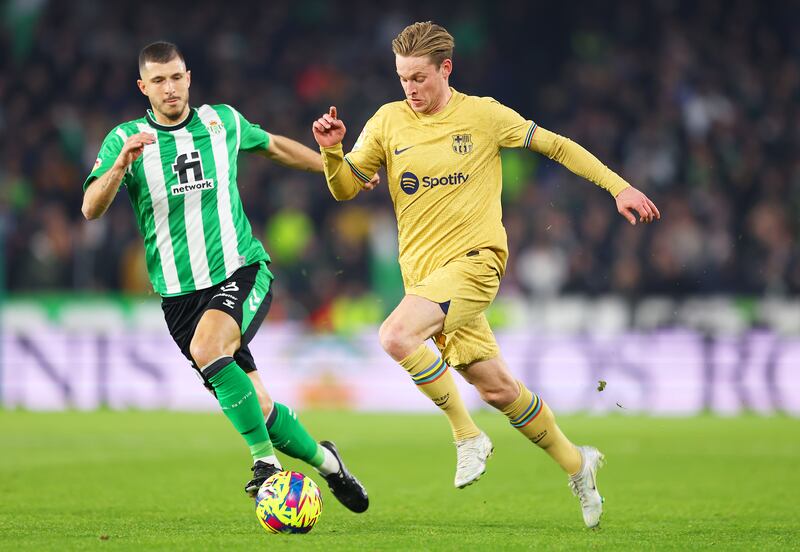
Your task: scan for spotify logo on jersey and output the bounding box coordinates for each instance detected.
[399,171,470,195]
[400,172,420,195]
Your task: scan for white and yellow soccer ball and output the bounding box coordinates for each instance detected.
[255,470,323,534]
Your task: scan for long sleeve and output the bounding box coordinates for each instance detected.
[529,126,630,197]
[320,143,362,201]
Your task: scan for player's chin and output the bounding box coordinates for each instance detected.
[162,101,186,118]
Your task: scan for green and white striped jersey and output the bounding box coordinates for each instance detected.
[84,105,273,296]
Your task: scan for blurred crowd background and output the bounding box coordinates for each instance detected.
[1,0,799,327]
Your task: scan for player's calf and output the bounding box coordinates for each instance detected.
[500,380,583,474]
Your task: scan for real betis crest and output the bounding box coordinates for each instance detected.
[452,134,473,154]
[206,119,225,135]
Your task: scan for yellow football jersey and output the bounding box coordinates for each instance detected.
[335,89,535,286]
[320,88,630,288]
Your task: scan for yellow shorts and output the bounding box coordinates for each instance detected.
[405,249,502,368]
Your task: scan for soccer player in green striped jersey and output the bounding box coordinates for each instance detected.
[81,41,369,512]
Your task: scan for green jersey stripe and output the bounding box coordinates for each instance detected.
[136,122,182,294]
[115,124,166,290]
[197,104,242,277]
[173,127,212,289]
[156,129,195,292]
[230,104,241,149]
[223,105,255,261]
[191,127,227,286]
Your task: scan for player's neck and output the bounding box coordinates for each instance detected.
[150,105,191,126]
[425,86,453,115]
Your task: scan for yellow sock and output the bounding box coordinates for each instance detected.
[502,380,582,474]
[399,345,480,441]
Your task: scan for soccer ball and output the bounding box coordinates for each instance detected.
[255,470,323,534]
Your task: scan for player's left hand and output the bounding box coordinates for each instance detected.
[362,173,380,191]
[615,186,660,225]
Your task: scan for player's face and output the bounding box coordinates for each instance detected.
[137,57,191,123]
[396,55,452,115]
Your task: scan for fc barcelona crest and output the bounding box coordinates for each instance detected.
[452,134,473,155]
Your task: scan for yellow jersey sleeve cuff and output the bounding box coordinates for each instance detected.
[320,143,371,183]
[608,181,631,197]
[320,143,344,155]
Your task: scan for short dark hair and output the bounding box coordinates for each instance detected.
[138,41,185,72]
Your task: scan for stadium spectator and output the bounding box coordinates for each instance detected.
[2,0,798,319]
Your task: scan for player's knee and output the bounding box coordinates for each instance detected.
[379,320,414,361]
[189,337,225,369]
[259,394,274,417]
[254,386,274,416]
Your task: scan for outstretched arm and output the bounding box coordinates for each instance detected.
[312,106,378,201]
[530,127,660,225]
[257,129,379,190]
[258,134,323,173]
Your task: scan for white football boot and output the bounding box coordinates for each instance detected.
[454,431,494,488]
[568,445,605,528]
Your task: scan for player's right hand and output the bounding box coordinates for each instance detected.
[116,132,156,168]
[312,106,346,148]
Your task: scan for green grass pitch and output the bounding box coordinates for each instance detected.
[1,410,798,550]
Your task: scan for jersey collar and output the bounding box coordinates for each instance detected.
[146,107,195,132]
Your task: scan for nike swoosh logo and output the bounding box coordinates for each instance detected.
[394,145,415,155]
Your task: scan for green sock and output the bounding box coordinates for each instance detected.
[205,357,274,460]
[266,403,325,467]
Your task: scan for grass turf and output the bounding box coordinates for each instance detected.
[0,410,798,551]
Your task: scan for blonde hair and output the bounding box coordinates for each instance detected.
[391,21,454,67]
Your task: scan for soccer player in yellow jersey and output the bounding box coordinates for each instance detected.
[312,21,660,528]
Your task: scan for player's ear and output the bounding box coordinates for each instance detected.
[136,79,148,96]
[440,59,452,79]
[186,70,191,87]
